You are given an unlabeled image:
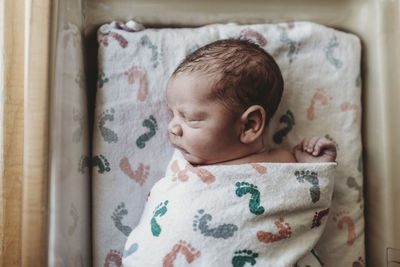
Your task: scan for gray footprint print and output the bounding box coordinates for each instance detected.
[192,209,238,239]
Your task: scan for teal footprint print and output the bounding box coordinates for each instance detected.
[99,108,118,143]
[136,115,158,149]
[273,110,295,144]
[98,70,109,89]
[72,109,84,143]
[151,200,169,237]
[324,36,343,69]
[192,209,238,239]
[235,182,265,215]
[75,73,85,91]
[295,170,320,203]
[280,32,300,63]
[78,155,91,174]
[232,250,258,267]
[123,243,139,258]
[92,154,111,174]
[140,35,159,68]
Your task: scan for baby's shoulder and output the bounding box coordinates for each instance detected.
[262,148,297,163]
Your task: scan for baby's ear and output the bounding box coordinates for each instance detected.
[239,105,266,144]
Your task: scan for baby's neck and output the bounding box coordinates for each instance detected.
[218,145,271,165]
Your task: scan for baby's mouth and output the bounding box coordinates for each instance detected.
[172,144,189,154]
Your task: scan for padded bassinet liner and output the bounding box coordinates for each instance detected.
[48,23,91,266]
[93,21,364,266]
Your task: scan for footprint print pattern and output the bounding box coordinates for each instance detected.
[324,36,343,69]
[68,203,79,236]
[136,115,158,149]
[78,155,91,174]
[119,157,150,186]
[250,163,267,174]
[72,109,83,143]
[280,32,300,63]
[140,35,159,68]
[239,29,267,46]
[232,250,258,267]
[192,209,238,239]
[273,110,295,144]
[235,182,265,215]
[104,249,123,267]
[170,160,216,184]
[170,160,189,182]
[75,73,85,91]
[124,66,148,102]
[257,217,292,243]
[333,211,356,245]
[111,202,133,236]
[151,200,169,237]
[311,208,330,229]
[307,88,333,120]
[123,243,139,258]
[352,256,365,267]
[325,134,339,151]
[92,154,111,174]
[341,101,360,124]
[346,177,362,203]
[163,240,201,267]
[295,170,320,203]
[98,70,109,89]
[98,108,118,143]
[101,32,128,48]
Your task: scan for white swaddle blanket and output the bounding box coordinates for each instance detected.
[123,150,336,267]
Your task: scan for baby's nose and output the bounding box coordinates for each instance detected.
[168,119,183,136]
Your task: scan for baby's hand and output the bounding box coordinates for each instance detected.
[293,136,337,163]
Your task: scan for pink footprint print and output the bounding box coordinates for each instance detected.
[341,101,360,124]
[124,66,148,102]
[257,217,292,243]
[102,32,128,48]
[307,88,333,120]
[170,160,216,184]
[170,160,189,182]
[239,29,267,46]
[251,163,267,174]
[119,157,150,186]
[163,240,201,267]
[185,163,216,184]
[333,211,356,245]
[104,249,122,267]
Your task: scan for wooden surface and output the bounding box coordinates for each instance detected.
[1,0,52,266]
[1,0,26,265]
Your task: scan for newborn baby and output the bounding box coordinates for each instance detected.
[123,39,337,267]
[166,39,336,166]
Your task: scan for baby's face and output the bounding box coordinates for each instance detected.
[166,73,243,165]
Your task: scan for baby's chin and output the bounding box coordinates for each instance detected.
[179,150,212,166]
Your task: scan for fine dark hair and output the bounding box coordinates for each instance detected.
[172,38,284,125]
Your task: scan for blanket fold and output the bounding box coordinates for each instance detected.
[123,150,336,267]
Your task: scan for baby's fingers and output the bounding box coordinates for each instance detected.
[303,136,320,154]
[314,138,336,154]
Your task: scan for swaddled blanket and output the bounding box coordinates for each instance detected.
[123,150,336,267]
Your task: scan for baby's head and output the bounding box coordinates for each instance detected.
[167,39,284,165]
